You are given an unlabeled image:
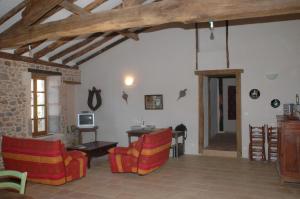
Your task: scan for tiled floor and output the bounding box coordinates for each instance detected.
[26,155,300,199]
[206,132,237,151]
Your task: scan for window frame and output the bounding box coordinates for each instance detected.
[31,74,48,137]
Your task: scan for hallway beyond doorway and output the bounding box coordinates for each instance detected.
[206,132,237,151]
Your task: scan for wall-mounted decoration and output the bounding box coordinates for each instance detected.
[271,99,280,108]
[122,91,128,104]
[265,73,278,80]
[177,89,187,100]
[87,87,102,111]
[249,89,260,99]
[145,95,163,110]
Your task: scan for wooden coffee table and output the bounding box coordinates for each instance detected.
[68,141,118,168]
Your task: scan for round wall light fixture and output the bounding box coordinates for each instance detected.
[124,76,134,86]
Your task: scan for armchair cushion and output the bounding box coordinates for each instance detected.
[108,128,172,175]
[1,136,87,185]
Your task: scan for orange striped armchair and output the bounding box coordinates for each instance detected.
[1,136,87,185]
[108,128,172,175]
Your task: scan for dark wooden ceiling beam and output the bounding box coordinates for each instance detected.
[62,33,118,64]
[76,28,147,65]
[14,0,77,55]
[118,30,139,40]
[1,0,300,49]
[32,0,108,59]
[14,40,46,55]
[77,37,128,65]
[33,37,76,59]
[59,0,90,16]
[0,1,26,26]
[122,0,144,7]
[49,32,103,61]
[0,51,77,69]
[33,0,139,59]
[21,0,64,26]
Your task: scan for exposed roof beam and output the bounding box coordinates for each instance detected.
[77,37,128,65]
[0,1,26,26]
[14,0,77,55]
[33,37,75,59]
[84,0,107,11]
[21,0,64,26]
[77,35,141,66]
[62,33,118,64]
[1,0,299,49]
[32,0,108,59]
[0,52,77,69]
[76,28,147,65]
[122,0,144,7]
[49,32,103,62]
[59,0,90,16]
[14,40,45,55]
[118,30,139,41]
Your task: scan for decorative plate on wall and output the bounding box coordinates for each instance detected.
[249,89,260,99]
[271,99,280,108]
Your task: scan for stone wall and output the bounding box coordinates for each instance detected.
[0,57,81,139]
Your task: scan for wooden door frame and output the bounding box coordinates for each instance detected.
[195,69,243,158]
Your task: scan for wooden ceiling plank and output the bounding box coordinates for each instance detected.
[0,1,26,26]
[1,0,300,49]
[49,32,103,61]
[59,0,90,15]
[62,33,118,64]
[0,51,78,69]
[76,28,147,65]
[32,0,108,58]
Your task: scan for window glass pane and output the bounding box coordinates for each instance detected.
[37,79,45,92]
[31,106,34,119]
[32,120,34,133]
[37,106,45,118]
[38,119,45,132]
[37,93,45,105]
[31,79,34,91]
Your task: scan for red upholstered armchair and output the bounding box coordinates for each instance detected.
[108,128,172,175]
[1,136,87,185]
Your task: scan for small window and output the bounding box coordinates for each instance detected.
[31,75,47,136]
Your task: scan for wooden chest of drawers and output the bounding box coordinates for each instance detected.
[277,115,300,183]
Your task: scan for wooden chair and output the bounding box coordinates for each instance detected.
[267,126,278,162]
[249,125,266,161]
[0,170,27,194]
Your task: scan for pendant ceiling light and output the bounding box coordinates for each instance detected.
[209,20,215,40]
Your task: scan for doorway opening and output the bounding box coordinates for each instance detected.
[205,76,236,151]
[195,69,243,158]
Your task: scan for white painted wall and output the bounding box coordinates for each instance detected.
[223,78,236,132]
[76,20,300,158]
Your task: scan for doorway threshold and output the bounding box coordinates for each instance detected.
[202,149,237,158]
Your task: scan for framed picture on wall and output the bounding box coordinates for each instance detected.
[145,95,163,110]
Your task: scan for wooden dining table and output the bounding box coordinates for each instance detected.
[0,190,33,199]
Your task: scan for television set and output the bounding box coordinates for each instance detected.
[77,112,95,128]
